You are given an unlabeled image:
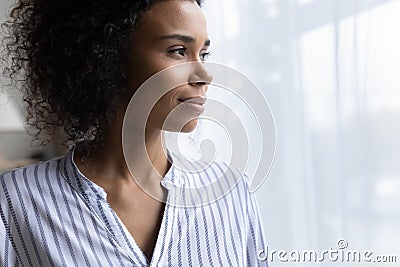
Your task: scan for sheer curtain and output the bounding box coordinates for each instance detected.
[203,0,400,266]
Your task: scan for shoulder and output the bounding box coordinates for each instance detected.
[0,157,63,181]
[172,158,253,206]
[204,160,251,190]
[0,157,64,202]
[175,157,250,186]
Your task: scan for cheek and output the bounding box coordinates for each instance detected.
[155,89,180,114]
[149,87,201,131]
[147,89,179,125]
[128,54,167,91]
[128,49,192,95]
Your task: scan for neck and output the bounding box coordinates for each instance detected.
[74,114,170,199]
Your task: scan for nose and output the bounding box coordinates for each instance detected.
[188,61,213,87]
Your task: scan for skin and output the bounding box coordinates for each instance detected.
[75,0,211,261]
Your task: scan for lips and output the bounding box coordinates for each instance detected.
[178,97,206,114]
[178,97,206,105]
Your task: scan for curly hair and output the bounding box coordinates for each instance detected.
[1,0,203,153]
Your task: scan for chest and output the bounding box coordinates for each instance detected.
[10,186,248,267]
[107,189,166,260]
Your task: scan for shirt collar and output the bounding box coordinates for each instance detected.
[60,147,182,202]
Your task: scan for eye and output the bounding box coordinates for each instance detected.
[169,47,186,57]
[200,51,212,61]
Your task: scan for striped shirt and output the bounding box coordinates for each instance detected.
[0,148,268,266]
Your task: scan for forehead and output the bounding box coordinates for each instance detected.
[135,0,208,39]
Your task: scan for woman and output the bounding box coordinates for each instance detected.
[0,0,268,266]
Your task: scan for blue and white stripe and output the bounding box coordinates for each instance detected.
[0,148,268,266]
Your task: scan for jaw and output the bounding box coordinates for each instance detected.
[180,118,199,133]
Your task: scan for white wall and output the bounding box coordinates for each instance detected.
[0,0,24,131]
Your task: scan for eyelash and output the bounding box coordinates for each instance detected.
[171,48,186,57]
[200,51,212,61]
[169,48,211,61]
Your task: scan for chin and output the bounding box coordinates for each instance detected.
[159,117,199,133]
[180,119,199,133]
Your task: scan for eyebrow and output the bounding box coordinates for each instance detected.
[160,34,211,46]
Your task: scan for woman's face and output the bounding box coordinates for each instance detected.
[127,0,212,133]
